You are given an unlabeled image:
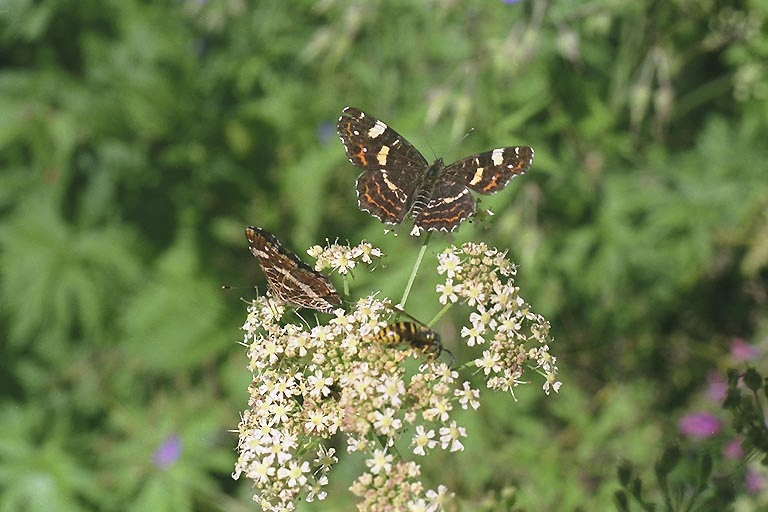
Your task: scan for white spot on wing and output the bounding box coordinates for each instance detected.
[469,167,484,186]
[381,172,400,192]
[442,189,469,204]
[491,148,504,166]
[368,120,387,139]
[376,145,389,165]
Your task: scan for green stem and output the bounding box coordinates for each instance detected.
[428,302,453,328]
[373,431,401,460]
[399,232,432,307]
[342,274,350,298]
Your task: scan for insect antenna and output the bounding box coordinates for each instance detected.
[439,346,456,369]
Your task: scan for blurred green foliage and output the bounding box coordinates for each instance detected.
[1,0,767,510]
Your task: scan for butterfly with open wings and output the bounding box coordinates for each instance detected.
[337,106,533,233]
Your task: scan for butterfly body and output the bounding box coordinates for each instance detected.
[245,226,341,313]
[338,106,534,232]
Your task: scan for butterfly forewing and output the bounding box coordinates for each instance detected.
[337,107,428,172]
[339,107,427,224]
[442,146,534,194]
[246,227,342,313]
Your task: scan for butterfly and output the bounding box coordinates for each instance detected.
[337,106,534,233]
[246,226,342,313]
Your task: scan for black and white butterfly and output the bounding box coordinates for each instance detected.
[337,106,534,233]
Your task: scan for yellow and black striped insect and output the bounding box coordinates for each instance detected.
[370,321,453,366]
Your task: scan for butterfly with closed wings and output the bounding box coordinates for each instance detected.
[246,226,342,313]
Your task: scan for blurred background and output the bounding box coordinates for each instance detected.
[1,0,767,510]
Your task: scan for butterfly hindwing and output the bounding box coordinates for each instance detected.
[355,169,420,225]
[246,227,341,313]
[412,180,477,233]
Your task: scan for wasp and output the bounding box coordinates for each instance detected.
[370,321,454,366]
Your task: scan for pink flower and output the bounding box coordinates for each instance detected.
[746,468,765,493]
[154,434,182,468]
[731,338,760,362]
[706,371,727,403]
[678,412,721,439]
[722,438,743,459]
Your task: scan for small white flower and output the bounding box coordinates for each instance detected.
[277,460,310,488]
[407,498,429,512]
[347,436,371,453]
[371,408,402,437]
[270,401,291,425]
[475,350,502,375]
[460,323,486,347]
[426,396,452,422]
[377,374,405,407]
[437,251,462,278]
[543,371,562,395]
[307,370,333,399]
[366,449,393,475]
[454,381,480,410]
[315,446,337,470]
[436,279,462,304]
[305,474,329,502]
[470,304,495,330]
[439,421,467,452]
[330,248,356,274]
[426,484,452,509]
[463,279,485,306]
[411,425,436,456]
[351,241,382,263]
[246,458,275,484]
[304,409,327,433]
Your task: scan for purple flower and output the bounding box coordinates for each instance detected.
[678,412,721,439]
[706,371,727,403]
[723,438,743,459]
[316,121,335,144]
[154,434,182,469]
[731,338,760,362]
[746,468,765,493]
[502,0,522,3]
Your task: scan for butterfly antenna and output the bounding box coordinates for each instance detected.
[288,309,307,329]
[423,135,439,162]
[267,297,283,318]
[221,281,257,291]
[458,127,475,145]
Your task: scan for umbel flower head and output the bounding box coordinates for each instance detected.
[436,242,560,396]
[233,239,559,511]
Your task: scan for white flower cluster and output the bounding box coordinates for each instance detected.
[233,295,470,511]
[350,459,453,512]
[307,239,383,275]
[436,242,561,396]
